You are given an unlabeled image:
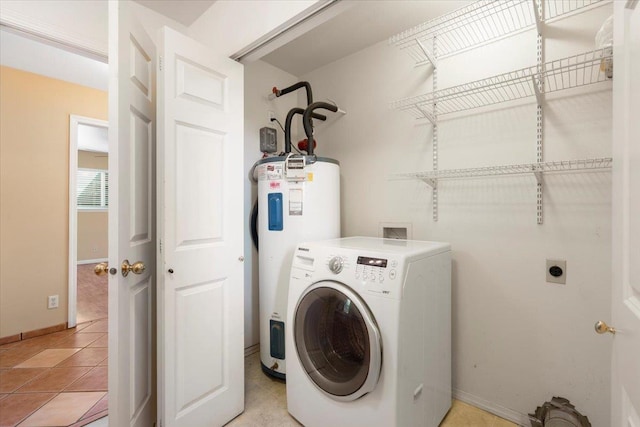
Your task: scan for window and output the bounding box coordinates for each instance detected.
[77,168,108,210]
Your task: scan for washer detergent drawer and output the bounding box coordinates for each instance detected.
[268,193,283,231]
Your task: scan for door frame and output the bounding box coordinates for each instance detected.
[68,114,109,328]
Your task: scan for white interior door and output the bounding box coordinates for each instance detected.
[611,1,640,426]
[157,27,245,427]
[108,1,156,426]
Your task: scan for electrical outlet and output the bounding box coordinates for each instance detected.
[92,246,98,253]
[47,295,59,309]
[268,111,276,122]
[546,259,566,284]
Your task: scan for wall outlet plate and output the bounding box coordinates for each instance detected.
[47,295,59,309]
[546,259,566,284]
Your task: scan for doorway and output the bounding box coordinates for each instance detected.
[69,116,109,327]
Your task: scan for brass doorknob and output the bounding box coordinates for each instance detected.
[94,262,109,276]
[121,260,145,277]
[594,320,616,335]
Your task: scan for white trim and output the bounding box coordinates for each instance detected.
[69,115,108,329]
[78,208,109,213]
[244,344,260,358]
[77,258,109,266]
[231,0,351,63]
[0,7,107,62]
[453,388,529,426]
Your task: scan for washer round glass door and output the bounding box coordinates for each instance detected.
[293,281,382,401]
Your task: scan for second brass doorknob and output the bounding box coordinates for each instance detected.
[122,260,145,277]
[594,320,616,335]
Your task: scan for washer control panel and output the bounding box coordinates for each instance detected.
[355,256,397,284]
[324,253,400,298]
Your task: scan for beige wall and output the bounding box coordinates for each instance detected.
[77,150,108,262]
[0,66,107,337]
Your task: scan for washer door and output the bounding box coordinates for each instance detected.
[293,281,382,401]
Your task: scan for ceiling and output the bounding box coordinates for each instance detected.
[0,27,108,91]
[261,0,472,76]
[0,1,472,89]
[134,0,217,26]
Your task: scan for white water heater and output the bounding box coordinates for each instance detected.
[257,154,340,378]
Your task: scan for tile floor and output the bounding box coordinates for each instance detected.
[225,351,518,427]
[76,264,108,324]
[81,350,517,427]
[0,318,108,427]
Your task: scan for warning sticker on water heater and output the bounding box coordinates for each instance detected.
[258,163,283,181]
[289,189,303,215]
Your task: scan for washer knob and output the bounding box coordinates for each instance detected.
[328,256,344,274]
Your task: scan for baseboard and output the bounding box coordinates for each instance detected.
[77,258,108,265]
[244,343,259,357]
[0,333,21,346]
[453,388,530,426]
[0,322,68,345]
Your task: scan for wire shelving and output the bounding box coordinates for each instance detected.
[389,0,610,65]
[391,158,613,187]
[388,0,613,223]
[390,49,612,121]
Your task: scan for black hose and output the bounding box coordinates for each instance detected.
[273,82,327,121]
[302,102,339,156]
[250,199,259,251]
[284,108,327,153]
[284,108,304,154]
[274,81,314,106]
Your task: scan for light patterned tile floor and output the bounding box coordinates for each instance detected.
[225,352,518,427]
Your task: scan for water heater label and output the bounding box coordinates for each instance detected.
[289,189,303,215]
[259,164,283,181]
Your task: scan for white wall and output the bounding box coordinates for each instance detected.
[243,60,302,348]
[300,5,613,426]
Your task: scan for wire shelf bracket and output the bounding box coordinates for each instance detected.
[532,0,543,35]
[416,39,437,69]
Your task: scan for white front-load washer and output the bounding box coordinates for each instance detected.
[286,237,452,427]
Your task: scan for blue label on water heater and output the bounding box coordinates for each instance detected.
[268,193,283,231]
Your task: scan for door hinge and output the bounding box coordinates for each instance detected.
[159,56,163,71]
[159,239,163,254]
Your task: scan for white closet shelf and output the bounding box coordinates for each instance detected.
[389,0,610,65]
[390,49,612,120]
[391,157,612,187]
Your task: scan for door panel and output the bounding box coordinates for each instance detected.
[175,124,224,246]
[175,280,225,413]
[108,1,156,426]
[611,1,640,425]
[157,26,244,427]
